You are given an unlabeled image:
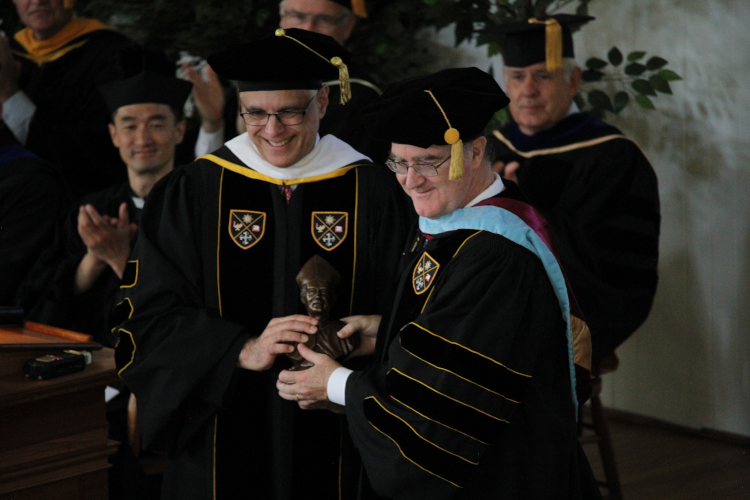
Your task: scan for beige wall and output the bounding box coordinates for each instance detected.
[429,0,750,437]
[579,0,750,438]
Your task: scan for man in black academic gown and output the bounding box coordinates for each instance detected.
[0,0,135,196]
[112,29,410,500]
[16,71,191,346]
[485,15,661,367]
[278,67,601,499]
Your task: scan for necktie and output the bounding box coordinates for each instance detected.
[280,185,293,205]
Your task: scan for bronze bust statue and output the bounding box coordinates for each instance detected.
[288,255,360,369]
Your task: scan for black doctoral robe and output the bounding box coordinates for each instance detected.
[345,185,601,500]
[493,113,661,364]
[11,27,132,197]
[0,140,70,306]
[113,144,412,499]
[16,182,140,346]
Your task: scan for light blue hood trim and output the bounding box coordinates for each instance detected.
[420,206,578,414]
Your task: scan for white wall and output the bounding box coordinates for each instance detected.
[427,0,750,437]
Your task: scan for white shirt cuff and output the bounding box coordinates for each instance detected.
[327,366,353,406]
[2,91,36,145]
[194,122,225,158]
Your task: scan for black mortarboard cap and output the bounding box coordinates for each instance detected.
[328,0,368,18]
[207,28,354,104]
[482,14,594,71]
[99,71,193,115]
[361,67,509,180]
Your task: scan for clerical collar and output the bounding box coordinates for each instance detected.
[131,196,145,209]
[465,172,505,208]
[225,133,370,182]
[420,173,505,242]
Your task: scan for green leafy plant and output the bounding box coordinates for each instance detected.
[76,0,435,88]
[2,0,681,123]
[575,47,682,117]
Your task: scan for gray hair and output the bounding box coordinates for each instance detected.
[462,135,494,168]
[279,0,352,16]
[561,57,579,82]
[502,57,579,84]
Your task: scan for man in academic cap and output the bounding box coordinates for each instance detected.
[277,67,601,499]
[16,71,190,345]
[486,15,660,368]
[112,29,410,500]
[277,0,388,161]
[0,0,136,196]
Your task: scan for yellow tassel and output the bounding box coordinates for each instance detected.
[528,18,563,72]
[351,0,368,18]
[449,139,464,181]
[276,30,351,104]
[425,90,463,181]
[63,0,75,8]
[331,56,351,104]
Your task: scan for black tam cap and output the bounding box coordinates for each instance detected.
[361,67,509,180]
[482,14,594,71]
[207,28,354,104]
[99,71,193,116]
[327,0,369,18]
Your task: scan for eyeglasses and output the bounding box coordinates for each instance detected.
[280,10,350,30]
[385,156,452,177]
[239,92,317,127]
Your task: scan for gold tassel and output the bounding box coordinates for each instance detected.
[330,56,351,104]
[276,29,351,105]
[528,18,563,72]
[63,0,75,8]
[449,139,464,181]
[425,90,463,180]
[350,0,368,18]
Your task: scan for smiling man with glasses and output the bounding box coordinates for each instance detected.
[278,67,600,499]
[111,28,411,500]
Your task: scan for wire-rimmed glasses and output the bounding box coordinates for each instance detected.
[239,92,318,127]
[385,156,451,177]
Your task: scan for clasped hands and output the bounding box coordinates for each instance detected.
[74,203,137,294]
[237,314,381,411]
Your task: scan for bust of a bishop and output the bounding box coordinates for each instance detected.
[288,255,360,369]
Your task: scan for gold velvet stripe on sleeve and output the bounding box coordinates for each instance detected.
[363,397,476,488]
[386,369,507,445]
[399,323,531,403]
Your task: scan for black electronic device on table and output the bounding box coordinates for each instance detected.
[23,351,87,380]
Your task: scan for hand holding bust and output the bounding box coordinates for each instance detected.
[287,255,360,369]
